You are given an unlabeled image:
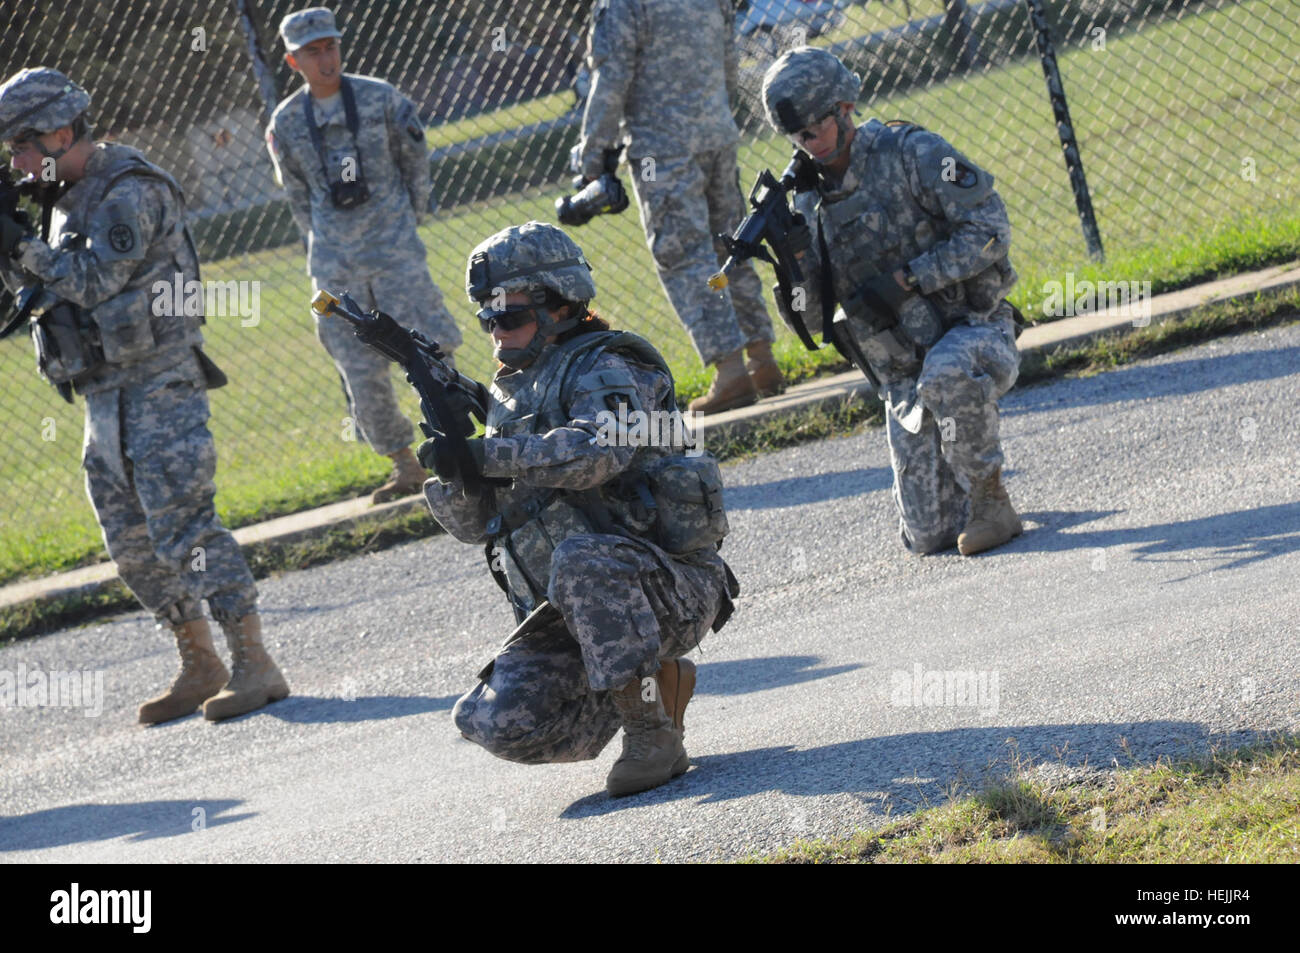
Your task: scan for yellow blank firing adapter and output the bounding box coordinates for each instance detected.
[707,271,729,291]
[311,289,340,315]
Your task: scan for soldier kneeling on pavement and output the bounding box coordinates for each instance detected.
[421,222,739,796]
[761,48,1024,556]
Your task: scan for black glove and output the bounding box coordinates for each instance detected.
[417,432,486,482]
[0,213,29,259]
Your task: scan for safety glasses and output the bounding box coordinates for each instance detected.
[787,111,838,145]
[477,304,540,334]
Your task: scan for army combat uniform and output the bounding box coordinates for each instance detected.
[1,67,286,723]
[266,71,461,459]
[790,117,1022,554]
[428,335,734,764]
[1,140,258,627]
[578,0,780,408]
[422,222,737,793]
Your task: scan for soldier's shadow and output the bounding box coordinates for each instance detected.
[0,799,251,851]
[1009,502,1300,576]
[693,655,863,696]
[258,693,458,724]
[559,719,1245,819]
[724,466,893,511]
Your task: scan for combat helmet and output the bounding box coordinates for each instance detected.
[0,68,91,144]
[466,221,596,369]
[761,46,861,136]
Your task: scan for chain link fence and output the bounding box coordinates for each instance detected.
[2,0,1297,582]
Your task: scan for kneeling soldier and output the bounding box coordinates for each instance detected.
[422,222,738,796]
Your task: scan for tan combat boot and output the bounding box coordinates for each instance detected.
[654,657,697,737]
[138,618,230,725]
[372,446,425,504]
[957,466,1024,556]
[606,675,690,797]
[745,339,786,398]
[687,349,757,415]
[202,613,290,721]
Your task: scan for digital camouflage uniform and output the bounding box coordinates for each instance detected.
[788,115,1021,553]
[266,72,461,455]
[0,140,257,626]
[578,0,774,365]
[425,228,734,766]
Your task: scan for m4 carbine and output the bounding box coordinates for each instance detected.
[709,150,821,351]
[311,289,489,494]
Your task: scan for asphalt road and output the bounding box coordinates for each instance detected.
[3,322,1298,863]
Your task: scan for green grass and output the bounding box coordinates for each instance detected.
[0,0,1296,586]
[425,91,575,150]
[748,734,1300,863]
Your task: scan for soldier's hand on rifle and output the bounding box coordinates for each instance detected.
[418,431,486,482]
[0,213,29,258]
[787,215,811,258]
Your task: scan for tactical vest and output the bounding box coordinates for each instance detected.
[37,144,205,391]
[803,121,1017,378]
[483,330,727,612]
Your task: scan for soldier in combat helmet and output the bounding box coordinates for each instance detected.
[759,47,1024,556]
[419,221,738,796]
[0,68,289,722]
[266,6,463,503]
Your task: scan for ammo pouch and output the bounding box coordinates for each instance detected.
[31,299,104,385]
[634,452,729,555]
[93,287,157,363]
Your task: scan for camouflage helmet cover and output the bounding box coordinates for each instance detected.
[465,221,597,305]
[0,67,91,142]
[761,46,861,134]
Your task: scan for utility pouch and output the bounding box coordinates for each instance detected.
[31,299,103,384]
[94,288,156,363]
[640,452,729,555]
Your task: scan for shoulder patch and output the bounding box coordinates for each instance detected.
[93,198,145,262]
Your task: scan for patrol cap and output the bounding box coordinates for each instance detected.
[280,7,342,52]
[466,221,596,305]
[0,67,91,142]
[761,46,861,134]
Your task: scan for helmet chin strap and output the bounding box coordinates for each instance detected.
[813,112,855,166]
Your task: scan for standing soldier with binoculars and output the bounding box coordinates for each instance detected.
[265,6,462,503]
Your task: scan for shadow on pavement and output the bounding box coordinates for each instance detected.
[695,655,863,696]
[262,693,458,724]
[724,467,893,511]
[560,720,1262,819]
[0,798,251,851]
[1013,502,1300,574]
[1006,344,1300,416]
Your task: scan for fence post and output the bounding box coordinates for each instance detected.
[1024,0,1105,261]
[943,0,983,73]
[232,0,282,123]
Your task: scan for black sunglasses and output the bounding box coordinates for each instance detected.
[477,304,540,334]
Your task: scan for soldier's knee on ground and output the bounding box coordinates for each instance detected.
[453,686,561,765]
